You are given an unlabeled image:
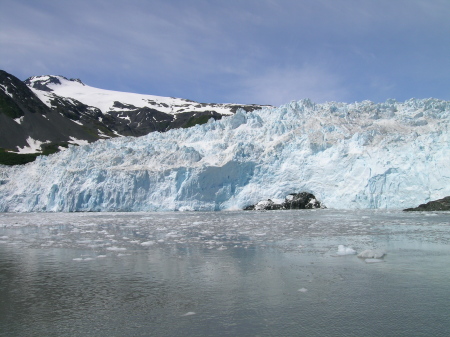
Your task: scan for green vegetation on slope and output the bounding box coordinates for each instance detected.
[0,143,69,166]
[0,148,38,165]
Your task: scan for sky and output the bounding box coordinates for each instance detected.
[1,0,449,106]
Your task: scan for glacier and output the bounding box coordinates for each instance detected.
[0,98,449,212]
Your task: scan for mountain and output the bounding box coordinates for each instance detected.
[1,97,449,211]
[0,70,101,164]
[0,70,269,164]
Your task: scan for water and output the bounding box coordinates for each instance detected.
[1,210,450,336]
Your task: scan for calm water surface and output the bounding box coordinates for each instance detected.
[1,210,450,336]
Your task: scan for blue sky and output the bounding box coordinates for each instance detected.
[1,0,449,106]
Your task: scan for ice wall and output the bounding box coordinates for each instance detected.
[1,98,449,211]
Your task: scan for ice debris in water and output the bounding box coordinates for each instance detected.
[298,288,308,293]
[181,312,196,317]
[357,249,386,259]
[106,246,127,251]
[140,241,155,246]
[336,245,357,255]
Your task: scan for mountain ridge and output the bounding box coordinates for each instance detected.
[0,70,270,164]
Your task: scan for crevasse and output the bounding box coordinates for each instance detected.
[0,98,449,212]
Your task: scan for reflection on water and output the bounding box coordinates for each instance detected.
[1,210,450,336]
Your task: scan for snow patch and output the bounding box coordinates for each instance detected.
[68,137,89,146]
[13,116,24,124]
[26,75,264,115]
[71,119,83,126]
[0,84,13,98]
[29,88,53,108]
[15,137,49,154]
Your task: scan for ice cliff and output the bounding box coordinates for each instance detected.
[0,98,449,212]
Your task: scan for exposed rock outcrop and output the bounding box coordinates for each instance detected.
[404,196,450,211]
[244,192,323,210]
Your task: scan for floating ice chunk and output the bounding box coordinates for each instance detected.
[73,258,83,261]
[336,245,357,255]
[106,246,127,251]
[357,249,386,259]
[298,288,308,293]
[141,241,155,246]
[181,312,196,316]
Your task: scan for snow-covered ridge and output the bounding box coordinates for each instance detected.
[26,75,261,115]
[0,98,449,211]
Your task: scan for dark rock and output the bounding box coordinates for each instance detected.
[404,196,450,211]
[283,192,321,209]
[69,78,85,85]
[112,101,138,110]
[244,192,323,210]
[24,75,62,91]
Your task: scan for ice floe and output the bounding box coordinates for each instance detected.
[336,245,357,255]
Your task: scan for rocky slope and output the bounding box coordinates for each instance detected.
[404,196,450,211]
[0,70,269,164]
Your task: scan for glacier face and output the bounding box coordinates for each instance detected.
[0,98,449,211]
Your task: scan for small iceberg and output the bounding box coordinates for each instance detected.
[336,245,357,255]
[140,241,155,247]
[357,249,386,259]
[106,246,127,251]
